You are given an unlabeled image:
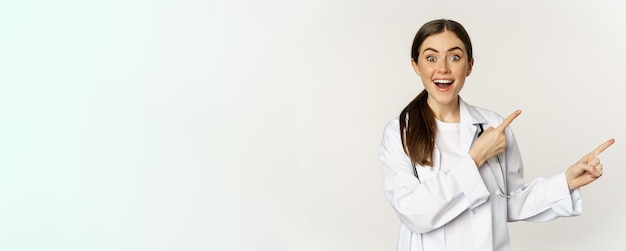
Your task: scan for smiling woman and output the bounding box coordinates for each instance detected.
[400,22,474,168]
[379,19,615,251]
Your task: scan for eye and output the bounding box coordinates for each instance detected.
[449,55,461,61]
[426,56,436,62]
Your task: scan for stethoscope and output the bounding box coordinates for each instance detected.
[411,123,511,199]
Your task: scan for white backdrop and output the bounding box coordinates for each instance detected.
[1,0,624,250]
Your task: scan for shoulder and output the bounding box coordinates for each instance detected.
[462,100,519,139]
[461,99,506,126]
[383,116,401,135]
[473,105,504,121]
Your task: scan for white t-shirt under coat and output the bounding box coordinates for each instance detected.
[436,119,474,251]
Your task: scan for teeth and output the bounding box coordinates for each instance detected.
[433,79,452,84]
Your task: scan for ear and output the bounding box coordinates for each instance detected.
[411,59,421,76]
[466,58,474,76]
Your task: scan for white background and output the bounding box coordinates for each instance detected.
[1,0,624,250]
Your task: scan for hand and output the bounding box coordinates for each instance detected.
[469,110,521,167]
[566,139,615,190]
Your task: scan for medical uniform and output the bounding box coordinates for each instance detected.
[380,98,582,251]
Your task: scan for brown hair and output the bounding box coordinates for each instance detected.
[400,19,473,167]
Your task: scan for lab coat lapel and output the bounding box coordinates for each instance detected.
[459,98,483,153]
[459,98,506,190]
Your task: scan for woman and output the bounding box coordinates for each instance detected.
[379,19,614,251]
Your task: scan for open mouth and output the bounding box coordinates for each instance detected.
[433,79,453,89]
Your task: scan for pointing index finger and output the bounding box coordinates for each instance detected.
[497,110,522,131]
[588,138,616,157]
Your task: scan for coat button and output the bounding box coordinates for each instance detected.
[472,210,477,214]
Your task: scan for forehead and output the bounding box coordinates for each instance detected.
[420,30,466,52]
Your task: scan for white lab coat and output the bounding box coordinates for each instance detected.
[380,98,582,251]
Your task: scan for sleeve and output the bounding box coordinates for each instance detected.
[503,127,583,222]
[380,119,490,234]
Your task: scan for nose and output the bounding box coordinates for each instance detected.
[436,59,450,73]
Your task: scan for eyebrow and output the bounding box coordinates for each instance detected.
[422,46,464,54]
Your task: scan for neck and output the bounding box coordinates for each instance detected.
[427,96,460,123]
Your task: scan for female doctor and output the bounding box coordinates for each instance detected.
[379,19,615,251]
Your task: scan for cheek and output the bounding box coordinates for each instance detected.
[454,65,470,77]
[462,64,471,75]
[419,67,435,77]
